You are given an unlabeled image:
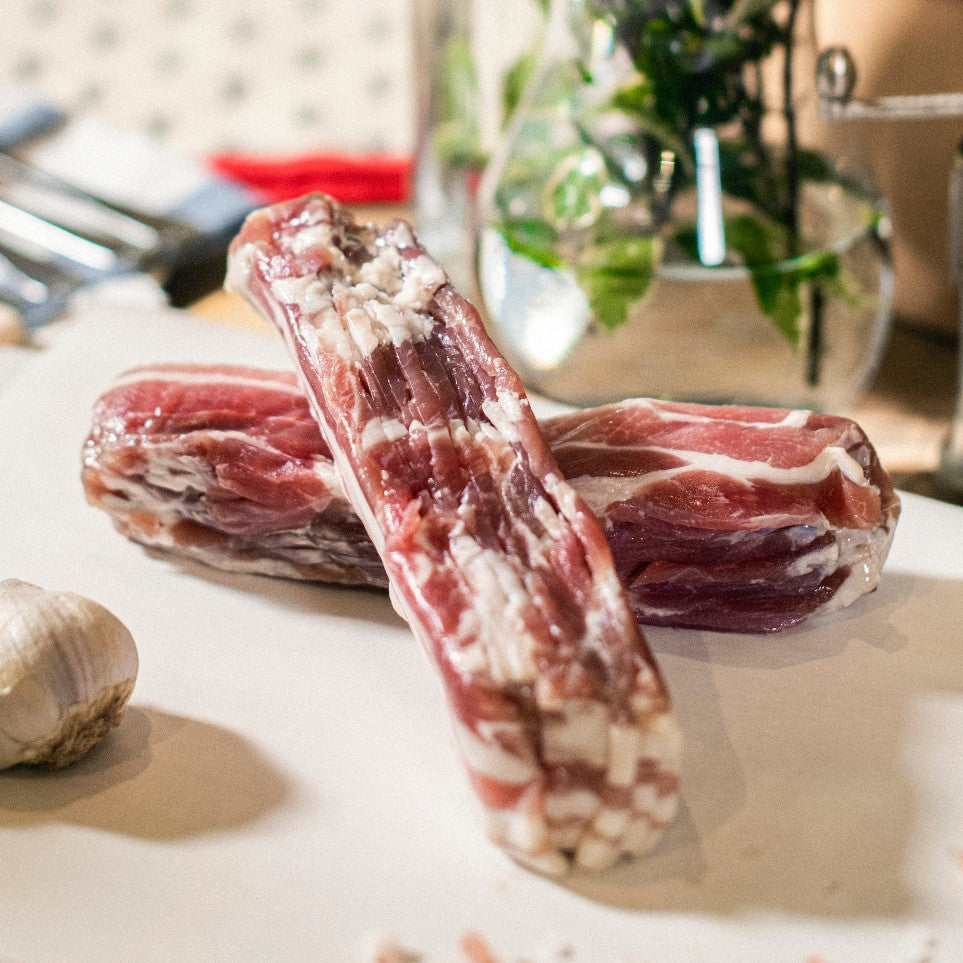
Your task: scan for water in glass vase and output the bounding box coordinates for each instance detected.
[479,179,892,410]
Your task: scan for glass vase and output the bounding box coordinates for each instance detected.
[476,0,893,410]
[412,0,485,298]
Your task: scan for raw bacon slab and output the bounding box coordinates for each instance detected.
[82,363,384,587]
[84,366,899,634]
[227,193,681,874]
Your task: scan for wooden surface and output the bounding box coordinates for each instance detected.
[846,324,958,500]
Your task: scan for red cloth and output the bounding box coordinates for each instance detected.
[208,152,413,204]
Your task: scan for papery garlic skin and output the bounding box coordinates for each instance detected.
[0,579,138,770]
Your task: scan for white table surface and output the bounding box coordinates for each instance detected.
[0,307,961,962]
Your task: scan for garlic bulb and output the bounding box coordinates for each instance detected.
[0,579,138,770]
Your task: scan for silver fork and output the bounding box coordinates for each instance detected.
[0,152,196,328]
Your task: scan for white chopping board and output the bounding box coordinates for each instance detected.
[0,307,961,963]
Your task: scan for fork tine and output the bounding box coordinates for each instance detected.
[0,199,125,273]
[0,152,164,254]
[0,238,84,329]
[0,249,48,305]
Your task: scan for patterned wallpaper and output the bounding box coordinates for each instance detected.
[0,0,539,159]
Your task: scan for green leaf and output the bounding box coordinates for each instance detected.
[502,51,538,126]
[712,141,839,218]
[724,214,787,264]
[542,151,607,229]
[819,260,869,311]
[498,218,564,269]
[796,148,835,182]
[439,35,476,121]
[747,250,841,346]
[576,235,662,332]
[673,223,700,262]
[716,140,781,218]
[433,122,485,170]
[609,83,695,177]
[673,214,786,266]
[749,266,804,343]
[723,0,782,29]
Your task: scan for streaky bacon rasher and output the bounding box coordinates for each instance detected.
[224,193,681,874]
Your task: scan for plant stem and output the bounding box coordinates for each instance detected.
[782,0,801,241]
[806,282,824,387]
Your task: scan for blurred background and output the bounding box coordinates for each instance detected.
[0,0,961,496]
[1,0,958,334]
[0,0,422,158]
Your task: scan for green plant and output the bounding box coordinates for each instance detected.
[490,0,864,375]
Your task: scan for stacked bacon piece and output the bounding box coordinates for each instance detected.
[82,194,900,873]
[543,399,899,633]
[85,368,899,634]
[232,194,682,873]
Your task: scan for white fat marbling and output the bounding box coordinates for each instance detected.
[140,453,212,495]
[446,530,535,683]
[631,783,680,825]
[611,398,814,429]
[361,416,408,449]
[569,443,871,517]
[543,789,600,825]
[109,366,303,397]
[289,223,334,256]
[224,240,256,294]
[396,254,446,311]
[620,814,664,854]
[344,307,381,356]
[541,703,609,769]
[638,711,684,773]
[269,275,330,315]
[808,522,896,619]
[480,389,526,444]
[588,806,631,842]
[452,716,538,786]
[574,833,620,871]
[266,217,445,365]
[367,299,434,347]
[784,542,840,579]
[606,723,642,787]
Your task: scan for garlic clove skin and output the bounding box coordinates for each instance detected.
[0,579,138,770]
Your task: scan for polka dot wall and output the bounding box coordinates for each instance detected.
[1,0,417,157]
